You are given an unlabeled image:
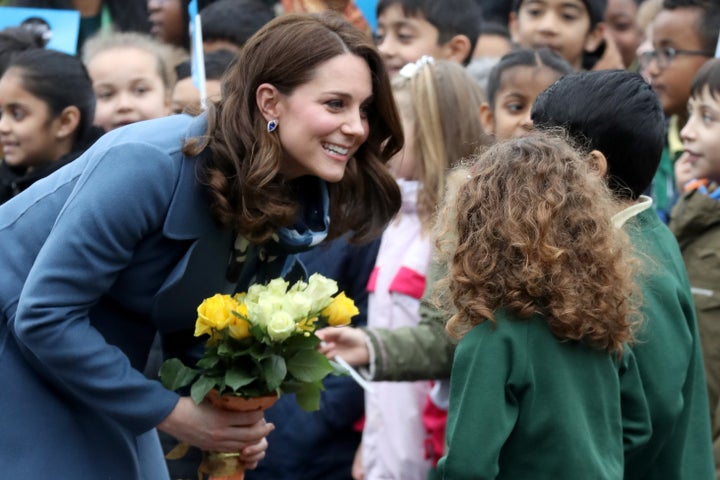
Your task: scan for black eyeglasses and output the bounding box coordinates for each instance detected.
[639,46,714,69]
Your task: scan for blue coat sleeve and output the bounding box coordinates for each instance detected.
[12,141,183,435]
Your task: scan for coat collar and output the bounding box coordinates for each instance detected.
[162,114,218,240]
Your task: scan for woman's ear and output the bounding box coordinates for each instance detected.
[589,149,608,177]
[479,102,495,136]
[256,83,283,121]
[54,105,81,140]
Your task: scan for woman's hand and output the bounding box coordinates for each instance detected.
[316,326,370,366]
[158,396,274,465]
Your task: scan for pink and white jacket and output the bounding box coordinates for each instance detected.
[362,179,434,480]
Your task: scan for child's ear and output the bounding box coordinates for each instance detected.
[479,102,495,136]
[441,34,472,64]
[589,149,608,177]
[256,82,283,121]
[584,23,606,54]
[54,106,81,140]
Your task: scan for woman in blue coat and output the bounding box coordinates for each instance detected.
[0,13,403,479]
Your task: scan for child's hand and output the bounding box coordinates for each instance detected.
[675,152,694,192]
[316,326,370,366]
[592,30,625,71]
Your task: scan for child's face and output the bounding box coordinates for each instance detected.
[510,0,603,70]
[605,0,642,68]
[375,4,446,77]
[647,8,710,117]
[680,88,720,184]
[480,65,561,141]
[171,78,222,114]
[0,69,69,168]
[147,0,185,47]
[87,47,170,131]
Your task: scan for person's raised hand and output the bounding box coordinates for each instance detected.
[316,326,370,366]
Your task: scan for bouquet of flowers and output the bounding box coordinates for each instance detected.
[160,273,359,411]
[159,274,358,479]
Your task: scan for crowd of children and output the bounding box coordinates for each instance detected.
[1,0,720,478]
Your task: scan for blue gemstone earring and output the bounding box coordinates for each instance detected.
[267,119,278,133]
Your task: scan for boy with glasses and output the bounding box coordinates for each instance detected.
[644,0,720,222]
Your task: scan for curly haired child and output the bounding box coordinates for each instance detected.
[436,132,651,479]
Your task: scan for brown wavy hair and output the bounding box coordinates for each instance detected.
[184,12,403,244]
[442,132,639,354]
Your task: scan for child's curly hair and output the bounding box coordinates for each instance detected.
[442,131,639,354]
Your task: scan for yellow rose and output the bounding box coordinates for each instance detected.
[228,302,251,340]
[321,292,359,327]
[195,294,237,337]
[267,311,296,342]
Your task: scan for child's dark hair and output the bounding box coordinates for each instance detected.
[7,49,95,143]
[512,0,608,27]
[201,0,275,49]
[0,27,43,76]
[486,47,574,110]
[175,49,236,82]
[662,0,720,53]
[690,58,720,100]
[376,0,483,65]
[531,69,664,200]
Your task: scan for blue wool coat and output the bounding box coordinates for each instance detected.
[0,114,313,479]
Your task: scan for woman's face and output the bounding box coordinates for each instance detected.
[272,53,373,183]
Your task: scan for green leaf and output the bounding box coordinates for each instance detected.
[261,355,287,391]
[286,349,333,383]
[217,342,234,357]
[225,368,256,391]
[190,376,219,404]
[159,359,199,391]
[293,381,323,411]
[283,334,321,350]
[196,355,220,369]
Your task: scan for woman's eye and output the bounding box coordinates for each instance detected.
[96,91,113,100]
[326,99,344,110]
[134,87,149,95]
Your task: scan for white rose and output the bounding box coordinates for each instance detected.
[267,311,296,342]
[305,273,338,311]
[285,291,312,319]
[266,278,289,296]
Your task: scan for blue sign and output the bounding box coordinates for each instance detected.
[0,6,80,55]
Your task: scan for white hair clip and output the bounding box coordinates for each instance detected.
[398,55,435,78]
